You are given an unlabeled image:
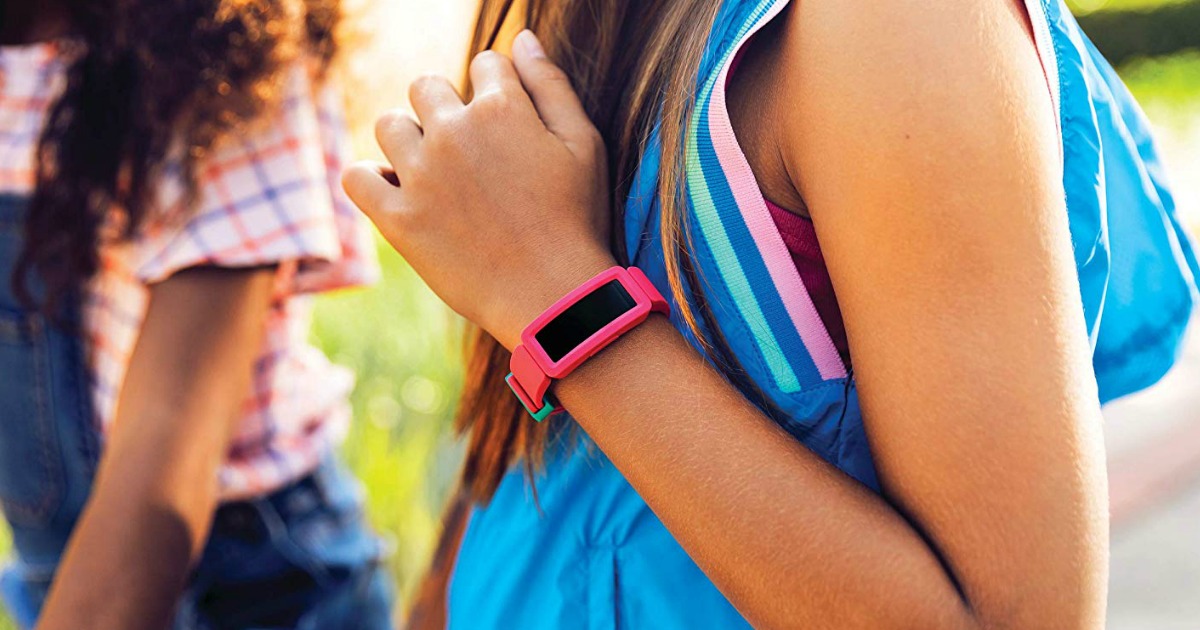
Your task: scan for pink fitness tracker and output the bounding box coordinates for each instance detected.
[505,266,669,421]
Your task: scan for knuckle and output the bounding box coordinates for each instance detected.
[374,108,410,139]
[472,90,512,115]
[409,73,450,101]
[339,167,365,200]
[374,182,410,217]
[535,63,570,84]
[396,202,428,231]
[403,160,430,186]
[342,161,369,182]
[428,110,465,140]
[411,73,443,89]
[381,195,407,220]
[470,49,505,70]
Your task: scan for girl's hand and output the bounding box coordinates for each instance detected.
[344,31,614,349]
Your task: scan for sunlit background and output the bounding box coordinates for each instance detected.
[2,0,1199,627]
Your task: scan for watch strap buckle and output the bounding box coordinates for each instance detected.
[506,373,557,422]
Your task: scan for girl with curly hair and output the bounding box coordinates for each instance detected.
[0,1,392,628]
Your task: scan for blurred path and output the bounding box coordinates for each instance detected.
[1104,325,1200,628]
[1109,481,1200,629]
[1105,328,1200,526]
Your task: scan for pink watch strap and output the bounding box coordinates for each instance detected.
[507,266,668,420]
[508,345,554,417]
[628,266,670,314]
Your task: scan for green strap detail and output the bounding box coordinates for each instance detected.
[507,372,557,422]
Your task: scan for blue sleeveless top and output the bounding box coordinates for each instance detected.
[447,1,1199,627]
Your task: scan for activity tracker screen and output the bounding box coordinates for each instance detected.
[536,280,637,362]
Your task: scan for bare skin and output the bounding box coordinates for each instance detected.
[36,267,275,630]
[345,0,1108,627]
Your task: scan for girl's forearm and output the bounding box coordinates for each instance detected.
[36,267,274,630]
[555,316,976,630]
[35,464,216,630]
[35,401,228,630]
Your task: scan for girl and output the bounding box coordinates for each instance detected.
[0,1,392,628]
[348,0,1199,627]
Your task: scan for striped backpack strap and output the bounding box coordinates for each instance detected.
[683,0,847,394]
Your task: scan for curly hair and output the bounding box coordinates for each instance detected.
[11,0,342,310]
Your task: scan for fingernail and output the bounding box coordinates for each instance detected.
[518,30,545,59]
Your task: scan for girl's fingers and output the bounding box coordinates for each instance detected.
[510,30,598,155]
[342,161,401,224]
[409,74,464,126]
[375,109,422,176]
[469,50,525,100]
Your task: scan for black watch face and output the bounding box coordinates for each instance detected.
[535,280,638,362]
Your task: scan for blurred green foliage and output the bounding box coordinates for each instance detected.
[308,242,466,605]
[1069,0,1193,13]
[0,2,1196,629]
[1122,51,1200,123]
[1073,0,1200,66]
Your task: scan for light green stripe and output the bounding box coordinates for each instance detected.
[683,0,801,392]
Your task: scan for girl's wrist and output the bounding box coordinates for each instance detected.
[492,247,617,350]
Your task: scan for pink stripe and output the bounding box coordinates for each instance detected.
[706,0,846,380]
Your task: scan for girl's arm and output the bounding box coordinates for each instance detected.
[37,266,275,630]
[345,0,1107,625]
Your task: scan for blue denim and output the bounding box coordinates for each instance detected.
[0,193,394,629]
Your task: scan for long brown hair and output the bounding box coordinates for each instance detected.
[9,0,342,310]
[457,0,790,505]
[411,0,791,624]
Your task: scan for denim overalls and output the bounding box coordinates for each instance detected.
[0,193,394,629]
[447,0,1200,627]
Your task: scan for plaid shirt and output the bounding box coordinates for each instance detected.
[0,42,379,499]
